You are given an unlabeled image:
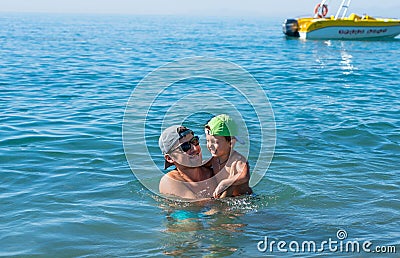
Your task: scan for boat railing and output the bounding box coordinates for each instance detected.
[335,0,352,19]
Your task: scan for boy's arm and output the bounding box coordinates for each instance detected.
[231,160,250,185]
[213,161,250,198]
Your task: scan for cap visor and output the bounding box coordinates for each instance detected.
[234,136,245,145]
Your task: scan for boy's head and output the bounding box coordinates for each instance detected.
[204,114,241,157]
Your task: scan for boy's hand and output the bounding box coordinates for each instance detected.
[213,181,229,198]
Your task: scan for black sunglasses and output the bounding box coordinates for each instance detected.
[170,136,199,153]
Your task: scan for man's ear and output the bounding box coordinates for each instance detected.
[165,154,174,164]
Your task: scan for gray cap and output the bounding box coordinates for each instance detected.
[159,125,184,169]
[159,125,182,155]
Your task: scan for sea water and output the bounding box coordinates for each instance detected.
[0,13,399,257]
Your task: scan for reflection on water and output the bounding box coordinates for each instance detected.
[156,195,268,257]
[340,43,354,75]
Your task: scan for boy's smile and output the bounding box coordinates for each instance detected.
[206,134,231,158]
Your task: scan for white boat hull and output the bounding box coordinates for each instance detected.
[300,25,400,39]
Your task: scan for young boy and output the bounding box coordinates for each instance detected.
[204,114,253,198]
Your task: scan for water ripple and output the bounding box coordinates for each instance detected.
[0,14,399,257]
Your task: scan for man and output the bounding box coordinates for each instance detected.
[158,125,216,199]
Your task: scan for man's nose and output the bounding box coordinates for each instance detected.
[188,143,200,155]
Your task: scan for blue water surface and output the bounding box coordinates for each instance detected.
[0,13,399,257]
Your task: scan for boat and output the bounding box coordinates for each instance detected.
[282,0,400,39]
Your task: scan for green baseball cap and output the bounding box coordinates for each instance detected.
[206,114,239,136]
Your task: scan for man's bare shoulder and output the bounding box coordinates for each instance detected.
[163,170,185,181]
[159,171,197,199]
[159,170,182,193]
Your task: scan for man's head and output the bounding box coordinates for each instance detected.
[159,125,202,169]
